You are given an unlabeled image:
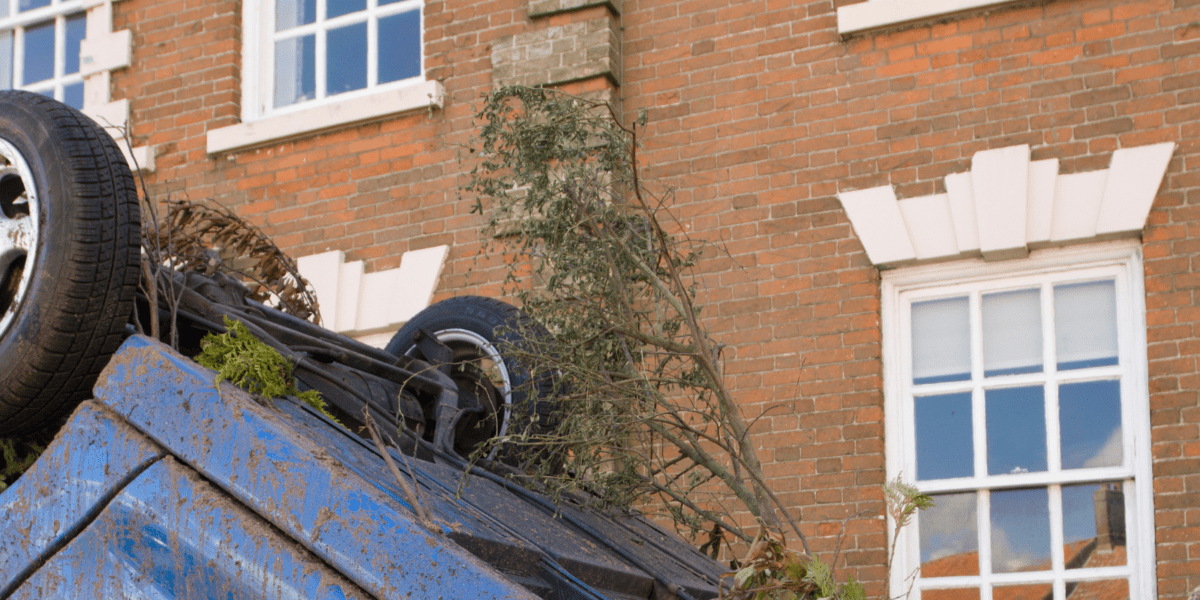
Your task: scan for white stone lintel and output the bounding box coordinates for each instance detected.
[841,142,1174,269]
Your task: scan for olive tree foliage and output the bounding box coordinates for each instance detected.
[464,85,805,549]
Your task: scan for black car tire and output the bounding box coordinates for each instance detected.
[0,92,141,436]
[385,296,557,462]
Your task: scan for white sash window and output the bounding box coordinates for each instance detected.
[247,0,423,119]
[883,242,1154,600]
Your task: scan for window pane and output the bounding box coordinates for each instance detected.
[378,10,420,83]
[64,13,86,75]
[1063,482,1126,569]
[982,288,1042,377]
[274,34,315,107]
[327,22,366,96]
[0,0,7,18]
[1060,380,1122,469]
[18,0,50,12]
[986,386,1046,475]
[0,31,11,89]
[379,0,405,5]
[276,0,316,30]
[991,487,1051,573]
[1056,280,1118,370]
[22,20,55,85]
[327,0,365,19]
[912,297,970,384]
[916,392,973,481]
[63,81,83,109]
[920,492,979,577]
[993,583,1052,600]
[1065,578,1129,600]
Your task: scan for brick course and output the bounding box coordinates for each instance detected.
[110,0,1200,596]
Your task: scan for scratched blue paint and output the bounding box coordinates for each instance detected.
[0,402,165,596]
[10,458,371,600]
[93,335,539,600]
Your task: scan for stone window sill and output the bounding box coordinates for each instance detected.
[206,80,444,155]
[837,0,1022,36]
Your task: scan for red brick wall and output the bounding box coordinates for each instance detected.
[111,0,1199,595]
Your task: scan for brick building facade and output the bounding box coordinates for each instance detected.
[6,0,1195,597]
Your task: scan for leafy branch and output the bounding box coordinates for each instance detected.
[464,85,795,545]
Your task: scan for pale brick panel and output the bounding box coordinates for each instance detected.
[492,16,621,87]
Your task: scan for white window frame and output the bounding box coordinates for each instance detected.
[837,0,1028,36]
[210,0,441,154]
[0,0,86,108]
[882,240,1155,600]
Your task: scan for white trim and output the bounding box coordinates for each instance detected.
[839,142,1176,269]
[883,241,1156,600]
[206,79,444,154]
[837,0,1022,36]
[75,0,153,171]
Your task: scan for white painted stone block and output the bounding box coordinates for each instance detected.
[298,246,448,334]
[1050,170,1109,242]
[1095,142,1176,235]
[389,245,450,325]
[83,71,110,108]
[121,144,154,173]
[357,270,399,332]
[1026,158,1059,244]
[79,29,131,77]
[337,259,364,332]
[83,99,128,130]
[971,145,1029,260]
[297,251,345,329]
[944,172,979,253]
[838,186,916,265]
[898,194,959,260]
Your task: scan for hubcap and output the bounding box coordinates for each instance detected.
[0,138,38,340]
[406,328,513,458]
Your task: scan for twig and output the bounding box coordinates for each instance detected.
[363,409,437,530]
[829,510,873,582]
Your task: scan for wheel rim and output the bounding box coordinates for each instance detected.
[0,137,39,341]
[406,328,513,458]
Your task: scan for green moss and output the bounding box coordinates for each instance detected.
[197,316,340,424]
[0,438,43,493]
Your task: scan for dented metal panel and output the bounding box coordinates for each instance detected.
[269,397,659,597]
[93,335,538,600]
[0,401,166,597]
[11,457,371,600]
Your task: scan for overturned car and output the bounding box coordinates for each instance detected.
[0,91,726,599]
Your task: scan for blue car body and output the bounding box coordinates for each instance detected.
[0,335,726,599]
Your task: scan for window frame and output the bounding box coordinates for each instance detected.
[881,240,1156,600]
[0,0,87,109]
[242,0,425,123]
